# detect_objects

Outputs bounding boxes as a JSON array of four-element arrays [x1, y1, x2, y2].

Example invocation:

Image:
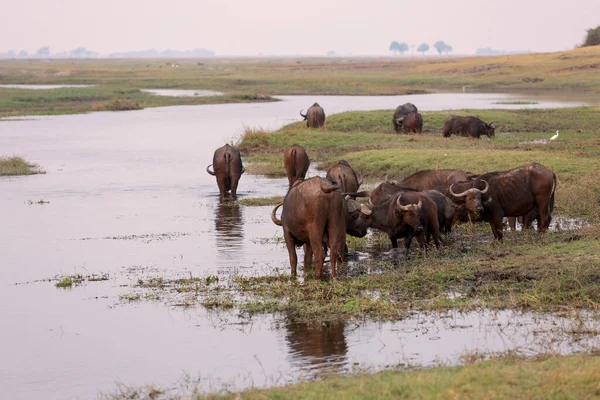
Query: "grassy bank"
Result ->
[[2, 47, 600, 98], [204, 354, 600, 400], [0, 156, 44, 175], [119, 224, 600, 321], [239, 107, 600, 220], [0, 85, 275, 118]]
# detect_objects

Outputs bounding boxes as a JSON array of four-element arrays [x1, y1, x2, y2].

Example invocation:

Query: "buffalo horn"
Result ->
[[449, 183, 469, 198], [271, 202, 283, 226], [417, 199, 422, 209], [396, 194, 411, 211], [299, 109, 307, 119], [241, 166, 246, 174], [479, 180, 489, 194], [360, 203, 373, 215], [206, 164, 216, 176], [489, 120, 495, 128]]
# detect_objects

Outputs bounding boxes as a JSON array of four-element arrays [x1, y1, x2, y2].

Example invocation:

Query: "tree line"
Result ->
[[389, 41, 452, 55]]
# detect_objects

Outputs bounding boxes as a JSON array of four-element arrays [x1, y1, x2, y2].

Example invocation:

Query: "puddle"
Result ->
[[0, 84, 94, 89], [141, 89, 223, 97], [0, 93, 592, 400]]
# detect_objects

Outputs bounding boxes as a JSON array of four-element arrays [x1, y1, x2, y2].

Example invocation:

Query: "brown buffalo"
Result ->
[[392, 102, 418, 133], [270, 177, 371, 278], [442, 116, 496, 138], [401, 169, 470, 192], [326, 160, 363, 195], [369, 181, 417, 206], [206, 144, 245, 198], [300, 102, 326, 128], [284, 144, 310, 189], [395, 112, 423, 134], [424, 190, 457, 234], [450, 163, 556, 240], [388, 191, 442, 255]]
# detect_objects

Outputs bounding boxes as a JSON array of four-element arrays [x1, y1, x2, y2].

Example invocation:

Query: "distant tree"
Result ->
[[389, 41, 409, 55], [7, 49, 16, 57], [327, 50, 336, 56], [582, 25, 600, 47], [18, 49, 28, 57], [397, 42, 409, 54], [36, 46, 50, 57], [417, 43, 430, 54], [433, 41, 453, 55]]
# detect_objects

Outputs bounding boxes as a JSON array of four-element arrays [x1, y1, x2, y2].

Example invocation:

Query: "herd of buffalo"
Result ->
[[206, 103, 556, 279]]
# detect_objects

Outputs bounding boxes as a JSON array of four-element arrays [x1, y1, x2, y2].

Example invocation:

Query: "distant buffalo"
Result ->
[[395, 112, 423, 134], [300, 103, 326, 128], [392, 102, 418, 133], [284, 144, 310, 189], [442, 116, 495, 138], [206, 144, 245, 198]]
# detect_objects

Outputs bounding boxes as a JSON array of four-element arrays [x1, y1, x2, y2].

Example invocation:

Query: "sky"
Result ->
[[1, 0, 599, 56]]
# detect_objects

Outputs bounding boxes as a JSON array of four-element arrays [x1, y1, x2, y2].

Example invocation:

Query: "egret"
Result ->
[[550, 130, 559, 141]]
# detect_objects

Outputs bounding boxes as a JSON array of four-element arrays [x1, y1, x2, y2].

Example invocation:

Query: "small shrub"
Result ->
[[100, 99, 141, 111], [582, 26, 600, 47]]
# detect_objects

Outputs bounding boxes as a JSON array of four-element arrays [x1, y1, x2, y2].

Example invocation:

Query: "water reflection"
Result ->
[[285, 317, 348, 374], [214, 200, 244, 258]]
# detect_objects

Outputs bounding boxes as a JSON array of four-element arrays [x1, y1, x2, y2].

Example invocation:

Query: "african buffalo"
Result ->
[[450, 163, 556, 240], [388, 191, 442, 255], [270, 177, 371, 279], [206, 144, 245, 198], [326, 160, 363, 195], [424, 190, 457, 234], [284, 144, 310, 189], [300, 102, 326, 128], [392, 103, 418, 132], [400, 169, 470, 192], [442, 116, 496, 138], [395, 112, 423, 134], [369, 181, 417, 206]]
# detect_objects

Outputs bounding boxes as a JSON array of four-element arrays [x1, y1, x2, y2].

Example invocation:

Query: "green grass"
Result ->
[[238, 107, 600, 219], [117, 224, 600, 321], [2, 46, 600, 99], [204, 354, 600, 400], [235, 196, 284, 206], [0, 156, 44, 176], [0, 85, 276, 118]]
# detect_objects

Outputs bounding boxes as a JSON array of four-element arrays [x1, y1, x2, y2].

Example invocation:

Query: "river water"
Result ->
[[0, 93, 596, 399]]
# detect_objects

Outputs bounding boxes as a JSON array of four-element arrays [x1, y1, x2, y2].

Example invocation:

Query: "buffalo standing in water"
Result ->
[[300, 103, 326, 128], [270, 177, 371, 279], [206, 144, 245, 198], [283, 144, 310, 189], [325, 160, 363, 196], [392, 102, 418, 133]]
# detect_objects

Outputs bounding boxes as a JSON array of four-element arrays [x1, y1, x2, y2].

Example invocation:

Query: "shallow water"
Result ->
[[140, 89, 223, 97], [0, 93, 593, 399], [0, 84, 94, 89]]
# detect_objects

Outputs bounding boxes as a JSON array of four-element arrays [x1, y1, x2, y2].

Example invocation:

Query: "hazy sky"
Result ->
[[2, 0, 599, 55]]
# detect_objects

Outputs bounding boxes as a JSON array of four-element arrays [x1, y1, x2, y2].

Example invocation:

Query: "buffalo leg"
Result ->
[[230, 177, 240, 198], [507, 217, 517, 231], [415, 232, 427, 255], [310, 237, 325, 279], [216, 175, 228, 198], [403, 233, 414, 257], [490, 218, 504, 241], [303, 243, 313, 271], [390, 236, 398, 249], [284, 232, 298, 277]]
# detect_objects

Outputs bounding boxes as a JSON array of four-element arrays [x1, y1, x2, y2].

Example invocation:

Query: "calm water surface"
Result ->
[[0, 93, 596, 399]]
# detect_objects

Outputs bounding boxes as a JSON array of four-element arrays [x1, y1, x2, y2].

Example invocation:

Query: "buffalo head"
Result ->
[[449, 180, 491, 218], [394, 194, 423, 233], [486, 121, 496, 137], [345, 196, 373, 237]]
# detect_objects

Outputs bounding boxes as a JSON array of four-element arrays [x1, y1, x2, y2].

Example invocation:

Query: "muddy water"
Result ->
[[0, 94, 593, 399]]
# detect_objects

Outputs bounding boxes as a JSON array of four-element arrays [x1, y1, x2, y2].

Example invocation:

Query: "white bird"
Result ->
[[550, 130, 559, 141]]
